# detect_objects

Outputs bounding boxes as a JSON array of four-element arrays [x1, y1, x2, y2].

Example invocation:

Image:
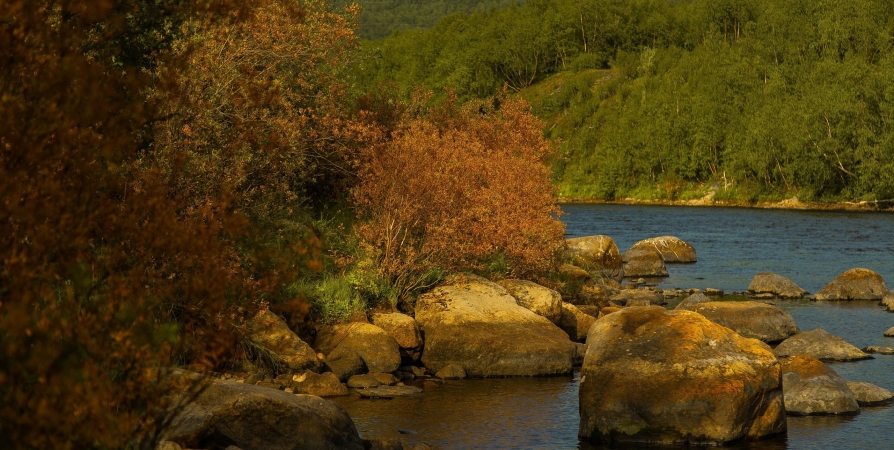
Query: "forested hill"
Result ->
[[336, 0, 520, 39], [354, 0, 894, 203]]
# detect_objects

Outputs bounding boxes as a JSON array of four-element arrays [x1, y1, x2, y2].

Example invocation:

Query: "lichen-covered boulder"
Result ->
[[628, 236, 697, 263], [674, 293, 711, 310], [846, 381, 894, 406], [415, 275, 576, 377], [558, 302, 597, 342], [814, 268, 888, 301], [370, 312, 423, 361], [315, 323, 402, 381], [679, 301, 799, 343], [499, 279, 563, 324], [747, 273, 807, 299], [161, 372, 363, 450], [565, 235, 623, 279], [621, 245, 668, 277], [247, 310, 321, 373], [579, 306, 786, 445], [773, 329, 872, 362], [780, 356, 859, 415]]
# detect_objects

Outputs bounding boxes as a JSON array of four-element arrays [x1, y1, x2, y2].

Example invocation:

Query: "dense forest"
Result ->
[[336, 0, 520, 39], [357, 0, 894, 202]]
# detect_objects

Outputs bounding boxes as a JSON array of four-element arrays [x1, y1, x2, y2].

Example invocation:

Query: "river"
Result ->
[[333, 204, 894, 449]]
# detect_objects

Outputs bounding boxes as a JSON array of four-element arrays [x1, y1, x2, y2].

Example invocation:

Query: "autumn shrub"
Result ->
[[353, 92, 566, 303]]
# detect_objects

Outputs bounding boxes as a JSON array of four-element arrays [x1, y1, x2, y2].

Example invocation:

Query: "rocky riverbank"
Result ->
[[559, 196, 894, 212]]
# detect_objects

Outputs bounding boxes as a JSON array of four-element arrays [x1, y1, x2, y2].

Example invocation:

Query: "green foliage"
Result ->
[[339, 0, 521, 40]]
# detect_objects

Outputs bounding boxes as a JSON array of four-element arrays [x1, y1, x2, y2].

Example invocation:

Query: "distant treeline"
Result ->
[[356, 0, 894, 202]]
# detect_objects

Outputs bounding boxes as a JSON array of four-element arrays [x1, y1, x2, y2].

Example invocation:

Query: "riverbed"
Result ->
[[333, 204, 894, 449]]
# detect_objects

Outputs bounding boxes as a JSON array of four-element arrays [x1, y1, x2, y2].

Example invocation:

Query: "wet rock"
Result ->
[[579, 306, 785, 445], [161, 371, 363, 450], [358, 385, 423, 398], [627, 236, 696, 263], [883, 291, 894, 310], [679, 301, 799, 343], [845, 381, 894, 406], [347, 374, 382, 389], [609, 289, 665, 307], [674, 293, 711, 310], [558, 302, 597, 342], [863, 346, 894, 355], [559, 263, 591, 282], [780, 355, 859, 415], [435, 364, 466, 379], [814, 268, 888, 301], [565, 235, 624, 279], [499, 279, 563, 323], [289, 371, 348, 397], [315, 323, 402, 381], [247, 310, 322, 373], [415, 275, 576, 376], [370, 313, 423, 361], [621, 245, 668, 278], [886, 326, 894, 337], [774, 329, 872, 361], [747, 273, 807, 299]]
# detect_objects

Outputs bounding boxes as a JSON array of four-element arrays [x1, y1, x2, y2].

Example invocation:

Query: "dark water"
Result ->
[[334, 205, 894, 449]]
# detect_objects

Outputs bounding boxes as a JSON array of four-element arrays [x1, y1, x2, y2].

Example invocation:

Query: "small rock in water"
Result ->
[[751, 293, 776, 300], [774, 329, 872, 361], [747, 272, 807, 299], [885, 326, 894, 337], [814, 268, 888, 301], [781, 356, 860, 415], [435, 364, 466, 379], [358, 385, 423, 398], [846, 381, 894, 406], [863, 346, 894, 355], [704, 288, 724, 296]]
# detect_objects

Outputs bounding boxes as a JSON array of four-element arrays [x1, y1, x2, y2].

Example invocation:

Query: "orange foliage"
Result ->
[[353, 92, 566, 299]]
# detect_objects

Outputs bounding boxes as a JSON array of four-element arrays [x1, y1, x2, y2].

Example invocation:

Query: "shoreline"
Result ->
[[558, 196, 894, 212]]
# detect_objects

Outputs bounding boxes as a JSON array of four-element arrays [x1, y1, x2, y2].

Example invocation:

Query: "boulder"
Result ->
[[161, 372, 363, 450], [609, 289, 665, 307], [369, 372, 399, 386], [499, 279, 563, 324], [559, 264, 591, 283], [598, 306, 621, 318], [558, 302, 597, 342], [679, 301, 799, 343], [621, 245, 668, 278], [370, 312, 423, 361], [674, 293, 711, 310], [814, 268, 888, 301], [247, 310, 321, 373], [346, 374, 381, 389], [574, 284, 610, 309], [579, 306, 785, 445], [315, 323, 402, 381], [289, 371, 348, 397], [773, 329, 872, 361], [415, 275, 576, 377], [780, 355, 859, 415], [845, 381, 894, 406], [435, 364, 466, 379], [747, 273, 807, 299], [565, 235, 624, 279], [624, 236, 696, 264]]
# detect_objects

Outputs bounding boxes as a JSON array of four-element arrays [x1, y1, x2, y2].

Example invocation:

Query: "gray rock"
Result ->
[[781, 356, 859, 415], [246, 310, 321, 372], [846, 381, 894, 405], [863, 346, 894, 355], [814, 268, 888, 301], [370, 312, 423, 361], [357, 385, 423, 398], [161, 371, 363, 450], [680, 301, 799, 343], [499, 279, 563, 324], [315, 323, 402, 381], [774, 329, 872, 361], [747, 273, 807, 299], [674, 293, 711, 310], [621, 245, 668, 278], [346, 374, 382, 388], [558, 302, 597, 342], [435, 364, 466, 379], [415, 275, 576, 377]]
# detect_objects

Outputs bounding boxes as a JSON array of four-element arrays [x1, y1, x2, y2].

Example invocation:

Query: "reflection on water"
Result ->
[[334, 205, 894, 449]]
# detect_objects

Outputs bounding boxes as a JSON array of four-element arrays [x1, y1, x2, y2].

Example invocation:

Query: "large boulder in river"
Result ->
[[747, 273, 807, 299], [565, 235, 624, 279], [780, 356, 859, 415], [415, 274, 576, 376], [773, 329, 872, 362], [814, 268, 888, 301], [161, 371, 364, 450], [628, 236, 697, 263], [558, 302, 597, 342], [579, 306, 785, 445], [621, 245, 668, 278], [247, 310, 322, 373], [846, 381, 894, 406], [314, 323, 401, 380], [499, 279, 563, 324], [370, 312, 423, 361], [679, 301, 799, 343]]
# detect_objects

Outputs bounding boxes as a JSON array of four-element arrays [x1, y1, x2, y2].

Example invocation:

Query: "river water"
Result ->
[[333, 204, 894, 449]]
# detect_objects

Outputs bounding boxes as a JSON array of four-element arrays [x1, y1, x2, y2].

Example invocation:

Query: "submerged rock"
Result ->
[[747, 273, 807, 299], [679, 301, 799, 343], [579, 306, 785, 446], [415, 274, 575, 377], [621, 245, 668, 277], [357, 385, 423, 398], [846, 381, 894, 406], [499, 279, 563, 324], [315, 323, 402, 380], [780, 355, 859, 415], [247, 310, 321, 373], [774, 329, 872, 361], [814, 268, 888, 301]]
